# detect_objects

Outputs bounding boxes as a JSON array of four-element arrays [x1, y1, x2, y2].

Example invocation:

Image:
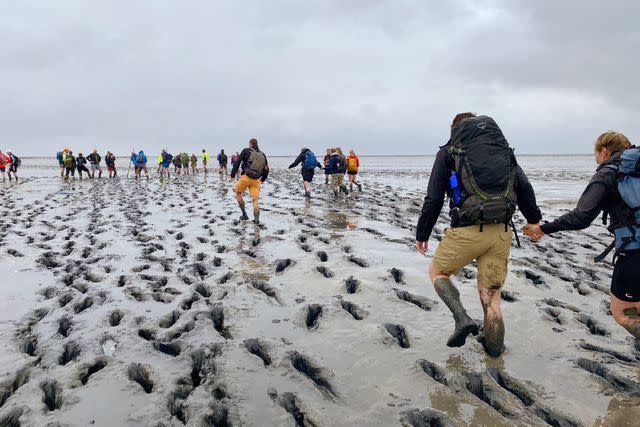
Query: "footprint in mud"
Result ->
[[395, 290, 437, 311], [344, 276, 360, 294], [400, 408, 455, 427], [540, 307, 565, 325], [153, 341, 182, 357], [0, 407, 24, 426], [575, 358, 639, 395], [575, 313, 609, 336], [389, 268, 405, 284], [340, 300, 367, 320], [577, 342, 638, 363], [501, 290, 519, 302], [250, 281, 282, 304], [20, 335, 38, 356], [73, 296, 94, 314], [40, 380, 63, 411], [190, 345, 222, 388], [108, 310, 124, 327], [523, 270, 548, 288], [316, 266, 333, 278], [316, 251, 328, 262], [78, 358, 108, 385], [305, 305, 323, 330], [267, 388, 316, 427], [201, 401, 230, 427], [125, 287, 148, 302], [138, 328, 157, 341], [276, 259, 296, 273], [194, 283, 212, 298], [384, 323, 411, 348], [289, 351, 337, 399], [217, 271, 233, 284], [181, 293, 200, 310], [208, 304, 232, 339], [0, 366, 30, 409], [159, 310, 181, 328], [244, 338, 273, 366], [347, 255, 369, 268], [127, 363, 155, 394], [58, 341, 81, 365]]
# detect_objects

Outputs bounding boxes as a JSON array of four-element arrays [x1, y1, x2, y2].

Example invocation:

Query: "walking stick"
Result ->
[[126, 159, 132, 178]]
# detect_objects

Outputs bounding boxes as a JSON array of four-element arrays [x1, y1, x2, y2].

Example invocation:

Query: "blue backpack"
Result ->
[[304, 150, 317, 169], [596, 147, 640, 262]]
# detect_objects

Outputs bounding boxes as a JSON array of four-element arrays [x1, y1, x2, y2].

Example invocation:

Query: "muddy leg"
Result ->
[[252, 196, 260, 224], [236, 192, 248, 220], [611, 295, 640, 340], [478, 286, 505, 357]]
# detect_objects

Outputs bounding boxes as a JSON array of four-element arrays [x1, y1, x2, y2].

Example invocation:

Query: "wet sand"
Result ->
[[0, 161, 639, 426]]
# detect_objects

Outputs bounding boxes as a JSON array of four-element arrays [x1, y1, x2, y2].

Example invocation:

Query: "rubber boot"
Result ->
[[239, 204, 249, 221], [333, 189, 339, 197], [253, 207, 260, 225], [434, 278, 479, 347], [357, 182, 362, 192], [304, 191, 311, 198], [477, 318, 505, 357]]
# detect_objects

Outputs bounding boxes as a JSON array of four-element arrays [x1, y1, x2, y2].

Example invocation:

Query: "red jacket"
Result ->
[[0, 153, 10, 167]]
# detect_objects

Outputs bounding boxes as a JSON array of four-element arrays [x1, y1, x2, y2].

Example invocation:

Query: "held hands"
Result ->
[[523, 224, 545, 242], [416, 241, 428, 256]]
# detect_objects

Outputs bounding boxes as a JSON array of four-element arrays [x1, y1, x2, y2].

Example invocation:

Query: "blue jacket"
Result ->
[[326, 154, 345, 174], [162, 153, 173, 168]]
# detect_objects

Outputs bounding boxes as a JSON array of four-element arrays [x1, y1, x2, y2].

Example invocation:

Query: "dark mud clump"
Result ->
[[316, 251, 328, 262], [251, 280, 281, 303], [209, 304, 231, 339], [0, 407, 23, 427], [127, 363, 154, 393], [138, 328, 157, 341], [202, 401, 230, 427], [244, 338, 272, 366], [347, 255, 369, 268], [73, 297, 94, 314], [384, 323, 410, 348]]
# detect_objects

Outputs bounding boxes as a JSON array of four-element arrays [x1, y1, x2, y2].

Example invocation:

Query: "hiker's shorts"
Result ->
[[330, 173, 344, 189], [235, 175, 261, 198], [90, 164, 101, 171], [611, 250, 640, 302], [432, 224, 512, 288]]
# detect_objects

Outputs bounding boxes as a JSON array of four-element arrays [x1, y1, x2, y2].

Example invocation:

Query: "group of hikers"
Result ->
[[57, 148, 237, 179], [289, 146, 362, 198], [0, 150, 21, 182], [415, 112, 639, 357]]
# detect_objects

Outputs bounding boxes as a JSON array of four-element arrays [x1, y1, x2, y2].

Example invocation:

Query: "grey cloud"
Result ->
[[1, 0, 638, 156]]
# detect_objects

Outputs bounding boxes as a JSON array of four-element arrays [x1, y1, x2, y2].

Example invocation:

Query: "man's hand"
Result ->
[[523, 224, 544, 241], [416, 241, 428, 256]]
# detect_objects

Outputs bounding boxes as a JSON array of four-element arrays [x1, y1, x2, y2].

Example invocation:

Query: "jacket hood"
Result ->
[[139, 151, 145, 155], [597, 150, 623, 171]]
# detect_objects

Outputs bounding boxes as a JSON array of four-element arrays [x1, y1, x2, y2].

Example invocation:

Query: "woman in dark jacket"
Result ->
[[525, 131, 639, 340]]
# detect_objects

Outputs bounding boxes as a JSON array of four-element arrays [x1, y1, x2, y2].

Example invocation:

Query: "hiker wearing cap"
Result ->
[[289, 146, 323, 198], [6, 150, 20, 182], [133, 151, 149, 179], [326, 148, 349, 197]]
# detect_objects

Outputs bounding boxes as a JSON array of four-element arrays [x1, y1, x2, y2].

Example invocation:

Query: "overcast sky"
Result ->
[[2, 0, 639, 156]]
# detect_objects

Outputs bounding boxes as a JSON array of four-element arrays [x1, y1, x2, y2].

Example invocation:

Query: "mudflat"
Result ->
[[0, 159, 638, 426]]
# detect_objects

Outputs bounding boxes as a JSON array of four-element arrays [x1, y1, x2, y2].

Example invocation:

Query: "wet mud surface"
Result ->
[[0, 159, 639, 426]]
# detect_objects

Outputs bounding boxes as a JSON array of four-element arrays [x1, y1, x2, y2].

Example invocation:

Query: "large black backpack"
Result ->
[[449, 116, 517, 228]]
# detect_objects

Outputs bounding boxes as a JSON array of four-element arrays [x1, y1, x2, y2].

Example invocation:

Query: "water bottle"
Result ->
[[449, 172, 463, 205]]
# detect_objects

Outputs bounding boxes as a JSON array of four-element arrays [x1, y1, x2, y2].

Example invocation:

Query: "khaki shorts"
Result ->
[[235, 175, 261, 198], [432, 224, 512, 288], [330, 173, 344, 189]]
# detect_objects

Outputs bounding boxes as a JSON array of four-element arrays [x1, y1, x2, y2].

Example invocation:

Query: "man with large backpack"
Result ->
[[6, 150, 20, 182], [230, 138, 269, 224], [160, 150, 173, 178], [134, 151, 149, 179], [415, 113, 542, 357], [289, 146, 323, 198]]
